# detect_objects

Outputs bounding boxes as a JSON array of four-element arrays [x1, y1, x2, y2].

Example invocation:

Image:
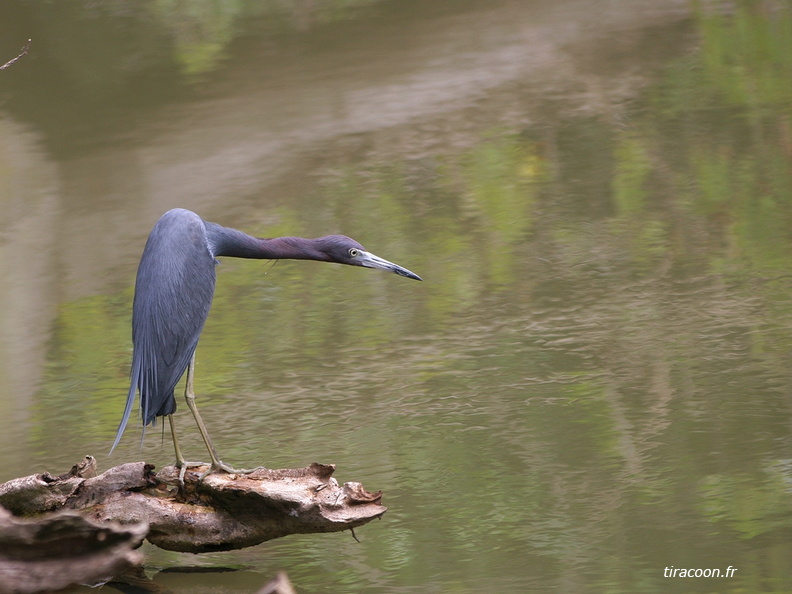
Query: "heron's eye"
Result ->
[[349, 248, 359, 258]]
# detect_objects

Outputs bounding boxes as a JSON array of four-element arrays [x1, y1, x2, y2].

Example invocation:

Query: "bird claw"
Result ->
[[173, 458, 264, 486], [198, 462, 265, 481], [175, 460, 210, 488]]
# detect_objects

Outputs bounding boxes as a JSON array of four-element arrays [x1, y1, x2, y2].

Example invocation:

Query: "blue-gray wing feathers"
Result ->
[[111, 209, 216, 451]]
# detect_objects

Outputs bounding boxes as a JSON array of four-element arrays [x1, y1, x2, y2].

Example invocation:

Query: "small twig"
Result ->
[[263, 259, 278, 275], [0, 39, 31, 71]]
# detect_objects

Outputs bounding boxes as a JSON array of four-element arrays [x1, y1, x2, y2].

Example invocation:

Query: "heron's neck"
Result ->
[[207, 224, 329, 261]]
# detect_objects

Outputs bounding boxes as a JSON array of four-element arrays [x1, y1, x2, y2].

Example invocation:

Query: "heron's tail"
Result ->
[[110, 381, 137, 453]]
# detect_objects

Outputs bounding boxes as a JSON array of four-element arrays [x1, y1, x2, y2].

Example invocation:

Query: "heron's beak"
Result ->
[[358, 250, 422, 281]]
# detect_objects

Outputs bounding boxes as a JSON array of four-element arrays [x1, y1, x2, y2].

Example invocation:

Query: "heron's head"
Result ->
[[317, 235, 422, 281]]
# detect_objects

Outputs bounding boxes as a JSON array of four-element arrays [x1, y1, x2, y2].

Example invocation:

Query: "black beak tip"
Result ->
[[396, 269, 422, 281]]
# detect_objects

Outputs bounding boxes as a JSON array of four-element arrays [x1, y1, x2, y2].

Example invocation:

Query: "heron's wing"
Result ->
[[112, 211, 216, 451]]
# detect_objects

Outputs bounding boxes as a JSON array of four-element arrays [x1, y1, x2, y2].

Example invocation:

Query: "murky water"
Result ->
[[2, 0, 792, 592]]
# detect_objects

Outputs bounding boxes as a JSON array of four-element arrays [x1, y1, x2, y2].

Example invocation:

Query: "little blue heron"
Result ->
[[111, 208, 421, 474]]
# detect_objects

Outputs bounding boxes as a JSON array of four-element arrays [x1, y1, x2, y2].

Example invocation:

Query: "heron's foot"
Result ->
[[174, 459, 210, 487], [198, 460, 265, 481]]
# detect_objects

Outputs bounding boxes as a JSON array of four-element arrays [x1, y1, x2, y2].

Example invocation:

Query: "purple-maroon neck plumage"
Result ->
[[205, 222, 361, 264]]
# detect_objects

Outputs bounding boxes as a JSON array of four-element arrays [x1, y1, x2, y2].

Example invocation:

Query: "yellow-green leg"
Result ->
[[183, 353, 262, 477], [168, 414, 206, 486]]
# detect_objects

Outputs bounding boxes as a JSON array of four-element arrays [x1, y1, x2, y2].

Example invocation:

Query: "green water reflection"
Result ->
[[3, 1, 792, 592]]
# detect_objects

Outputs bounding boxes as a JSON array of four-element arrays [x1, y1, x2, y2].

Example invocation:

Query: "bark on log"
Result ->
[[0, 457, 386, 592], [0, 505, 146, 594]]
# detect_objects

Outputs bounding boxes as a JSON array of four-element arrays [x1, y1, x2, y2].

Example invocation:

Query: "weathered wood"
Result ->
[[0, 456, 98, 517], [0, 504, 146, 594], [0, 458, 386, 555]]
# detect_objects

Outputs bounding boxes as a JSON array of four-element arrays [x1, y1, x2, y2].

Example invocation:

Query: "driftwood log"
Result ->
[[0, 505, 145, 594], [0, 457, 386, 592]]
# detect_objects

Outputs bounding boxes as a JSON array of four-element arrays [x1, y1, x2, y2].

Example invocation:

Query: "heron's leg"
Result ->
[[183, 353, 263, 477], [168, 414, 207, 486], [183, 352, 225, 469], [168, 415, 186, 466]]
